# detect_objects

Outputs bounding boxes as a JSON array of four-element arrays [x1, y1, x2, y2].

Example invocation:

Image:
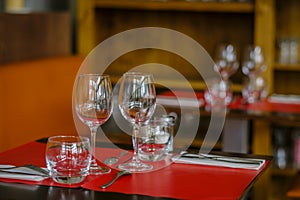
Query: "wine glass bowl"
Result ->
[[242, 45, 266, 77], [74, 74, 113, 175], [118, 72, 156, 172], [77, 103, 112, 127], [214, 43, 239, 81]]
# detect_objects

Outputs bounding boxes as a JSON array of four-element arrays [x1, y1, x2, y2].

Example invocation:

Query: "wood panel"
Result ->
[[274, 70, 300, 95], [254, 0, 275, 94], [93, 0, 254, 13], [276, 0, 300, 48], [273, 0, 300, 94], [93, 8, 254, 88], [0, 12, 71, 64]]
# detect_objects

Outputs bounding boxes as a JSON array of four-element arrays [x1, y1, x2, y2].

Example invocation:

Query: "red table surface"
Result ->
[[158, 90, 300, 114], [0, 140, 270, 200]]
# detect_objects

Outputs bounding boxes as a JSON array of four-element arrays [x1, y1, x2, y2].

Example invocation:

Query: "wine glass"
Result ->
[[242, 45, 266, 78], [212, 43, 239, 105], [118, 72, 156, 172], [214, 43, 239, 82], [74, 74, 113, 175], [242, 45, 267, 103]]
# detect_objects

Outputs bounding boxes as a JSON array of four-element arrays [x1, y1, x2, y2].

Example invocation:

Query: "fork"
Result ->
[[100, 170, 131, 189]]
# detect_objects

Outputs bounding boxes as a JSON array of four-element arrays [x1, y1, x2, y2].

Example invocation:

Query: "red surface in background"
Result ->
[[158, 90, 300, 114]]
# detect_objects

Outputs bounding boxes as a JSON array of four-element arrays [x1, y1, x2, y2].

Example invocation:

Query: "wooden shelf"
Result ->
[[272, 168, 298, 177], [274, 63, 300, 71], [111, 75, 242, 92], [94, 0, 254, 13]]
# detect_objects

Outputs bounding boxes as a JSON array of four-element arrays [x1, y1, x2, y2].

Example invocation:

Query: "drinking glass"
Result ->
[[118, 72, 156, 172], [242, 76, 267, 104], [242, 45, 266, 78], [213, 43, 239, 104], [214, 43, 239, 82], [241, 45, 267, 103], [138, 117, 174, 162], [74, 74, 113, 175], [46, 136, 91, 184]]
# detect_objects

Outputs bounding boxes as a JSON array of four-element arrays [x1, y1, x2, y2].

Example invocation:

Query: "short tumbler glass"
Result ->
[[46, 136, 91, 184], [138, 118, 173, 162]]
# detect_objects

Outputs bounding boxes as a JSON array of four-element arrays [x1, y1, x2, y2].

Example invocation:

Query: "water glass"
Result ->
[[242, 76, 267, 104], [204, 79, 232, 106], [138, 118, 174, 162], [46, 136, 91, 184]]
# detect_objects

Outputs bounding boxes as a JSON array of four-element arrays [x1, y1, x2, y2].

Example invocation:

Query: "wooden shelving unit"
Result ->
[[94, 0, 254, 13], [77, 0, 274, 93], [274, 0, 300, 95], [274, 63, 300, 71]]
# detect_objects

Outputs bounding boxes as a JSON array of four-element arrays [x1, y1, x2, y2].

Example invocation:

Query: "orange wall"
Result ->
[[0, 56, 84, 152]]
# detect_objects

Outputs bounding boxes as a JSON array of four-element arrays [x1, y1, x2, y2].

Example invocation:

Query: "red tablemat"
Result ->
[[82, 162, 268, 200], [158, 90, 300, 114], [0, 141, 116, 188], [0, 140, 269, 199]]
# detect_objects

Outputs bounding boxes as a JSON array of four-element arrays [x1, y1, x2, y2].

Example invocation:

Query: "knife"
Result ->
[[180, 153, 264, 165]]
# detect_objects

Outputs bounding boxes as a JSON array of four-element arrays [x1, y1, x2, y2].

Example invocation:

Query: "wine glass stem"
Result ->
[[90, 125, 99, 167], [132, 122, 141, 164]]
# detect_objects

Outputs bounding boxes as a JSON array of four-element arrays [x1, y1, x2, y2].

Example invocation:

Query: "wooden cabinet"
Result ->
[[0, 12, 71, 64], [274, 0, 300, 95], [77, 0, 275, 93], [77, 0, 300, 95]]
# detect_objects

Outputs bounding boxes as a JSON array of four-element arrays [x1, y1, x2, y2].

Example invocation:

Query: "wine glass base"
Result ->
[[88, 165, 111, 175], [118, 161, 153, 172], [88, 159, 111, 175]]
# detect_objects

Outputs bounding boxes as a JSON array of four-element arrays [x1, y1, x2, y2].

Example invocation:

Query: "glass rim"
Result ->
[[47, 135, 90, 144]]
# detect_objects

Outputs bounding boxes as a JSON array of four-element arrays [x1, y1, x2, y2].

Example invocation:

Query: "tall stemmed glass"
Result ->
[[242, 45, 266, 78], [74, 74, 113, 175], [118, 72, 156, 172], [213, 43, 239, 104], [242, 45, 267, 103]]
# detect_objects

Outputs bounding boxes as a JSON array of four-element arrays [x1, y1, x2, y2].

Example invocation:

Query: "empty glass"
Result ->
[[242, 45, 267, 103], [74, 74, 113, 175], [118, 72, 156, 172], [204, 78, 232, 106], [242, 76, 267, 103], [138, 116, 174, 162], [242, 45, 266, 78], [46, 136, 91, 184], [213, 43, 239, 105]]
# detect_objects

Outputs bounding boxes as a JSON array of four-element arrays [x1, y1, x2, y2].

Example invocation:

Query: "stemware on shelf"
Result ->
[[242, 45, 267, 103], [210, 43, 239, 105], [242, 45, 266, 78], [74, 74, 113, 175], [118, 72, 156, 172]]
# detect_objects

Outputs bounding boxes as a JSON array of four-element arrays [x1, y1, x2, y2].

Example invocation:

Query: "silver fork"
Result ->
[[100, 170, 131, 189]]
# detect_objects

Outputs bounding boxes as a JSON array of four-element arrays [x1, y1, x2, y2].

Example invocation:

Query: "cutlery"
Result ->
[[0, 169, 49, 177], [104, 151, 128, 166], [100, 170, 131, 189], [180, 153, 263, 165], [0, 164, 49, 177]]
